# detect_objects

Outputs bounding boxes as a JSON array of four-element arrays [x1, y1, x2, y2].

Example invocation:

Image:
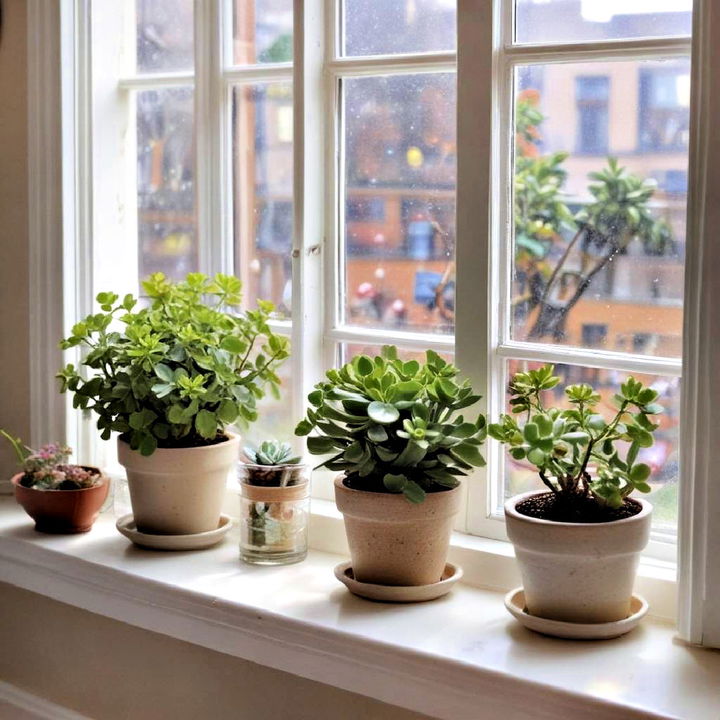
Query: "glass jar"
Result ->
[[237, 463, 310, 565]]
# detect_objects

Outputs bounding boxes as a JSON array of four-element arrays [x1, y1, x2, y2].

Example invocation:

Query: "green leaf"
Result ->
[[527, 448, 546, 466], [403, 480, 426, 504], [629, 463, 651, 483], [154, 363, 174, 382], [383, 473, 407, 493], [367, 401, 400, 425], [523, 423, 539, 443], [450, 443, 486, 467], [195, 410, 217, 439], [367, 425, 388, 443], [220, 335, 245, 354], [307, 436, 339, 454], [561, 432, 590, 445], [217, 399, 239, 424], [356, 356, 374, 376]]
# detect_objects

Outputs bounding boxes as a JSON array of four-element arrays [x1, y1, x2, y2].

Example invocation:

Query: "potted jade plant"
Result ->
[[2, 431, 109, 533], [238, 440, 310, 565], [58, 272, 289, 536], [489, 365, 661, 625], [296, 346, 486, 587]]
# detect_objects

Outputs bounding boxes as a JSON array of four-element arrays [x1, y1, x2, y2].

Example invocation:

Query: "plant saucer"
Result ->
[[504, 587, 649, 640], [334, 562, 463, 603], [116, 514, 233, 551]]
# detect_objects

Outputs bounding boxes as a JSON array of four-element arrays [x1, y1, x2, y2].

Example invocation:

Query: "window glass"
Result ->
[[342, 73, 457, 334], [339, 343, 454, 365], [136, 87, 198, 281], [232, 83, 294, 317], [136, 0, 194, 73], [515, 0, 692, 45], [511, 60, 689, 357], [342, 0, 456, 57], [232, 0, 293, 65], [501, 360, 680, 530]]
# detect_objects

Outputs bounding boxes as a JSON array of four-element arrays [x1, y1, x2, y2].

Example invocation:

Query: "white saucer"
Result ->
[[504, 587, 649, 640], [116, 514, 233, 551], [334, 562, 463, 603]]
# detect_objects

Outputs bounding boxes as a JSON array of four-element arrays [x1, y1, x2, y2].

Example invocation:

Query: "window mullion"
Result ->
[[457, 0, 498, 537], [194, 0, 229, 277], [677, 0, 720, 649], [292, 0, 326, 425]]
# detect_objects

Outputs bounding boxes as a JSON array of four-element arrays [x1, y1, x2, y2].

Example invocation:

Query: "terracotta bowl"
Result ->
[[12, 470, 110, 534]]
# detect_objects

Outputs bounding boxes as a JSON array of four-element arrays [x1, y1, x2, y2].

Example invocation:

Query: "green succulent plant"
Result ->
[[244, 440, 301, 466], [488, 365, 663, 509], [57, 272, 290, 456], [295, 346, 487, 504]]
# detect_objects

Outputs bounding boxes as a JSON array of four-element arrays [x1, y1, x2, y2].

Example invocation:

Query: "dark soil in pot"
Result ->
[[516, 492, 643, 523], [342, 474, 454, 495]]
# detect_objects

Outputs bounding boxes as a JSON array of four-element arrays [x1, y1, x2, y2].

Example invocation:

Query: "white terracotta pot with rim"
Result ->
[[334, 474, 461, 586], [118, 432, 240, 535], [505, 490, 652, 623]]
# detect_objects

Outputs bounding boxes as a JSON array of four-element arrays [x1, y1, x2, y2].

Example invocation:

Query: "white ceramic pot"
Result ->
[[334, 474, 461, 586], [505, 491, 652, 623], [118, 432, 240, 535]]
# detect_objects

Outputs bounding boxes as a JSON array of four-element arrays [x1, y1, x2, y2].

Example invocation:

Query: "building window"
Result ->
[[575, 76, 609, 155], [639, 66, 691, 151]]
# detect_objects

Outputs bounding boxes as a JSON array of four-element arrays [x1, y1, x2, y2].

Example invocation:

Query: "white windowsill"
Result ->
[[1, 500, 718, 720]]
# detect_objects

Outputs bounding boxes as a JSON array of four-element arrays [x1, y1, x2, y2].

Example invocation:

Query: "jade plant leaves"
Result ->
[[488, 364, 663, 509], [295, 346, 487, 504], [57, 273, 290, 455]]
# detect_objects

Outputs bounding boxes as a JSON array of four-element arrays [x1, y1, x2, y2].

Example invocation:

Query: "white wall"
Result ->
[[0, 0, 31, 484]]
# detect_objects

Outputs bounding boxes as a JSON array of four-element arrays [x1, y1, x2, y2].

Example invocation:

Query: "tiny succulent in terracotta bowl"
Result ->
[[2, 430, 109, 533]]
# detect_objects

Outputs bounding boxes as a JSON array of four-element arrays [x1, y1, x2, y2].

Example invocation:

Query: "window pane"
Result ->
[[342, 0, 457, 56], [232, 83, 293, 317], [232, 0, 293, 65], [515, 0, 692, 45], [511, 60, 689, 357], [339, 343, 454, 365], [137, 87, 198, 281], [136, 0, 194, 73], [241, 351, 296, 447], [343, 74, 456, 334], [501, 360, 680, 531]]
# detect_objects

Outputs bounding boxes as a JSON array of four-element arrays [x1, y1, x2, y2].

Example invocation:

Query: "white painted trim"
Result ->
[[496, 342, 683, 377], [457, 0, 496, 540], [505, 36, 691, 63], [223, 64, 293, 84], [327, 326, 455, 352], [328, 52, 456, 77], [118, 71, 196, 89], [195, 0, 230, 276], [27, 0, 68, 449], [0, 681, 91, 720], [292, 0, 326, 422], [677, 0, 720, 649], [0, 503, 698, 720]]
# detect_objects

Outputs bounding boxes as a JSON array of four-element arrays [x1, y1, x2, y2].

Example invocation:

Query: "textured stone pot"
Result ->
[[505, 490, 652, 623], [12, 471, 109, 533], [118, 432, 240, 535], [334, 474, 461, 586]]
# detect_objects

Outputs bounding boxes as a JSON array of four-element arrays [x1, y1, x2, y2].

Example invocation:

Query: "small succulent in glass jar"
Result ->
[[241, 440, 304, 487]]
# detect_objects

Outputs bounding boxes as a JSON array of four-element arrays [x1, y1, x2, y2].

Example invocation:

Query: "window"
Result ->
[[66, 2, 693, 553], [575, 76, 609, 155], [639, 65, 692, 151]]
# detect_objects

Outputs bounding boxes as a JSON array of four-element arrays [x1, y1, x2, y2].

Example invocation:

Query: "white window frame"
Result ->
[[26, 0, 720, 646]]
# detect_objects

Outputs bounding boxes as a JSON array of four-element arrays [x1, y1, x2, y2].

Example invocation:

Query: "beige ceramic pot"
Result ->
[[334, 474, 461, 586], [118, 432, 240, 535], [505, 490, 652, 623]]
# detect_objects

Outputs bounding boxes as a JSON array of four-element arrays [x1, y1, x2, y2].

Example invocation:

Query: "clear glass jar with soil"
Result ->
[[237, 463, 310, 565]]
